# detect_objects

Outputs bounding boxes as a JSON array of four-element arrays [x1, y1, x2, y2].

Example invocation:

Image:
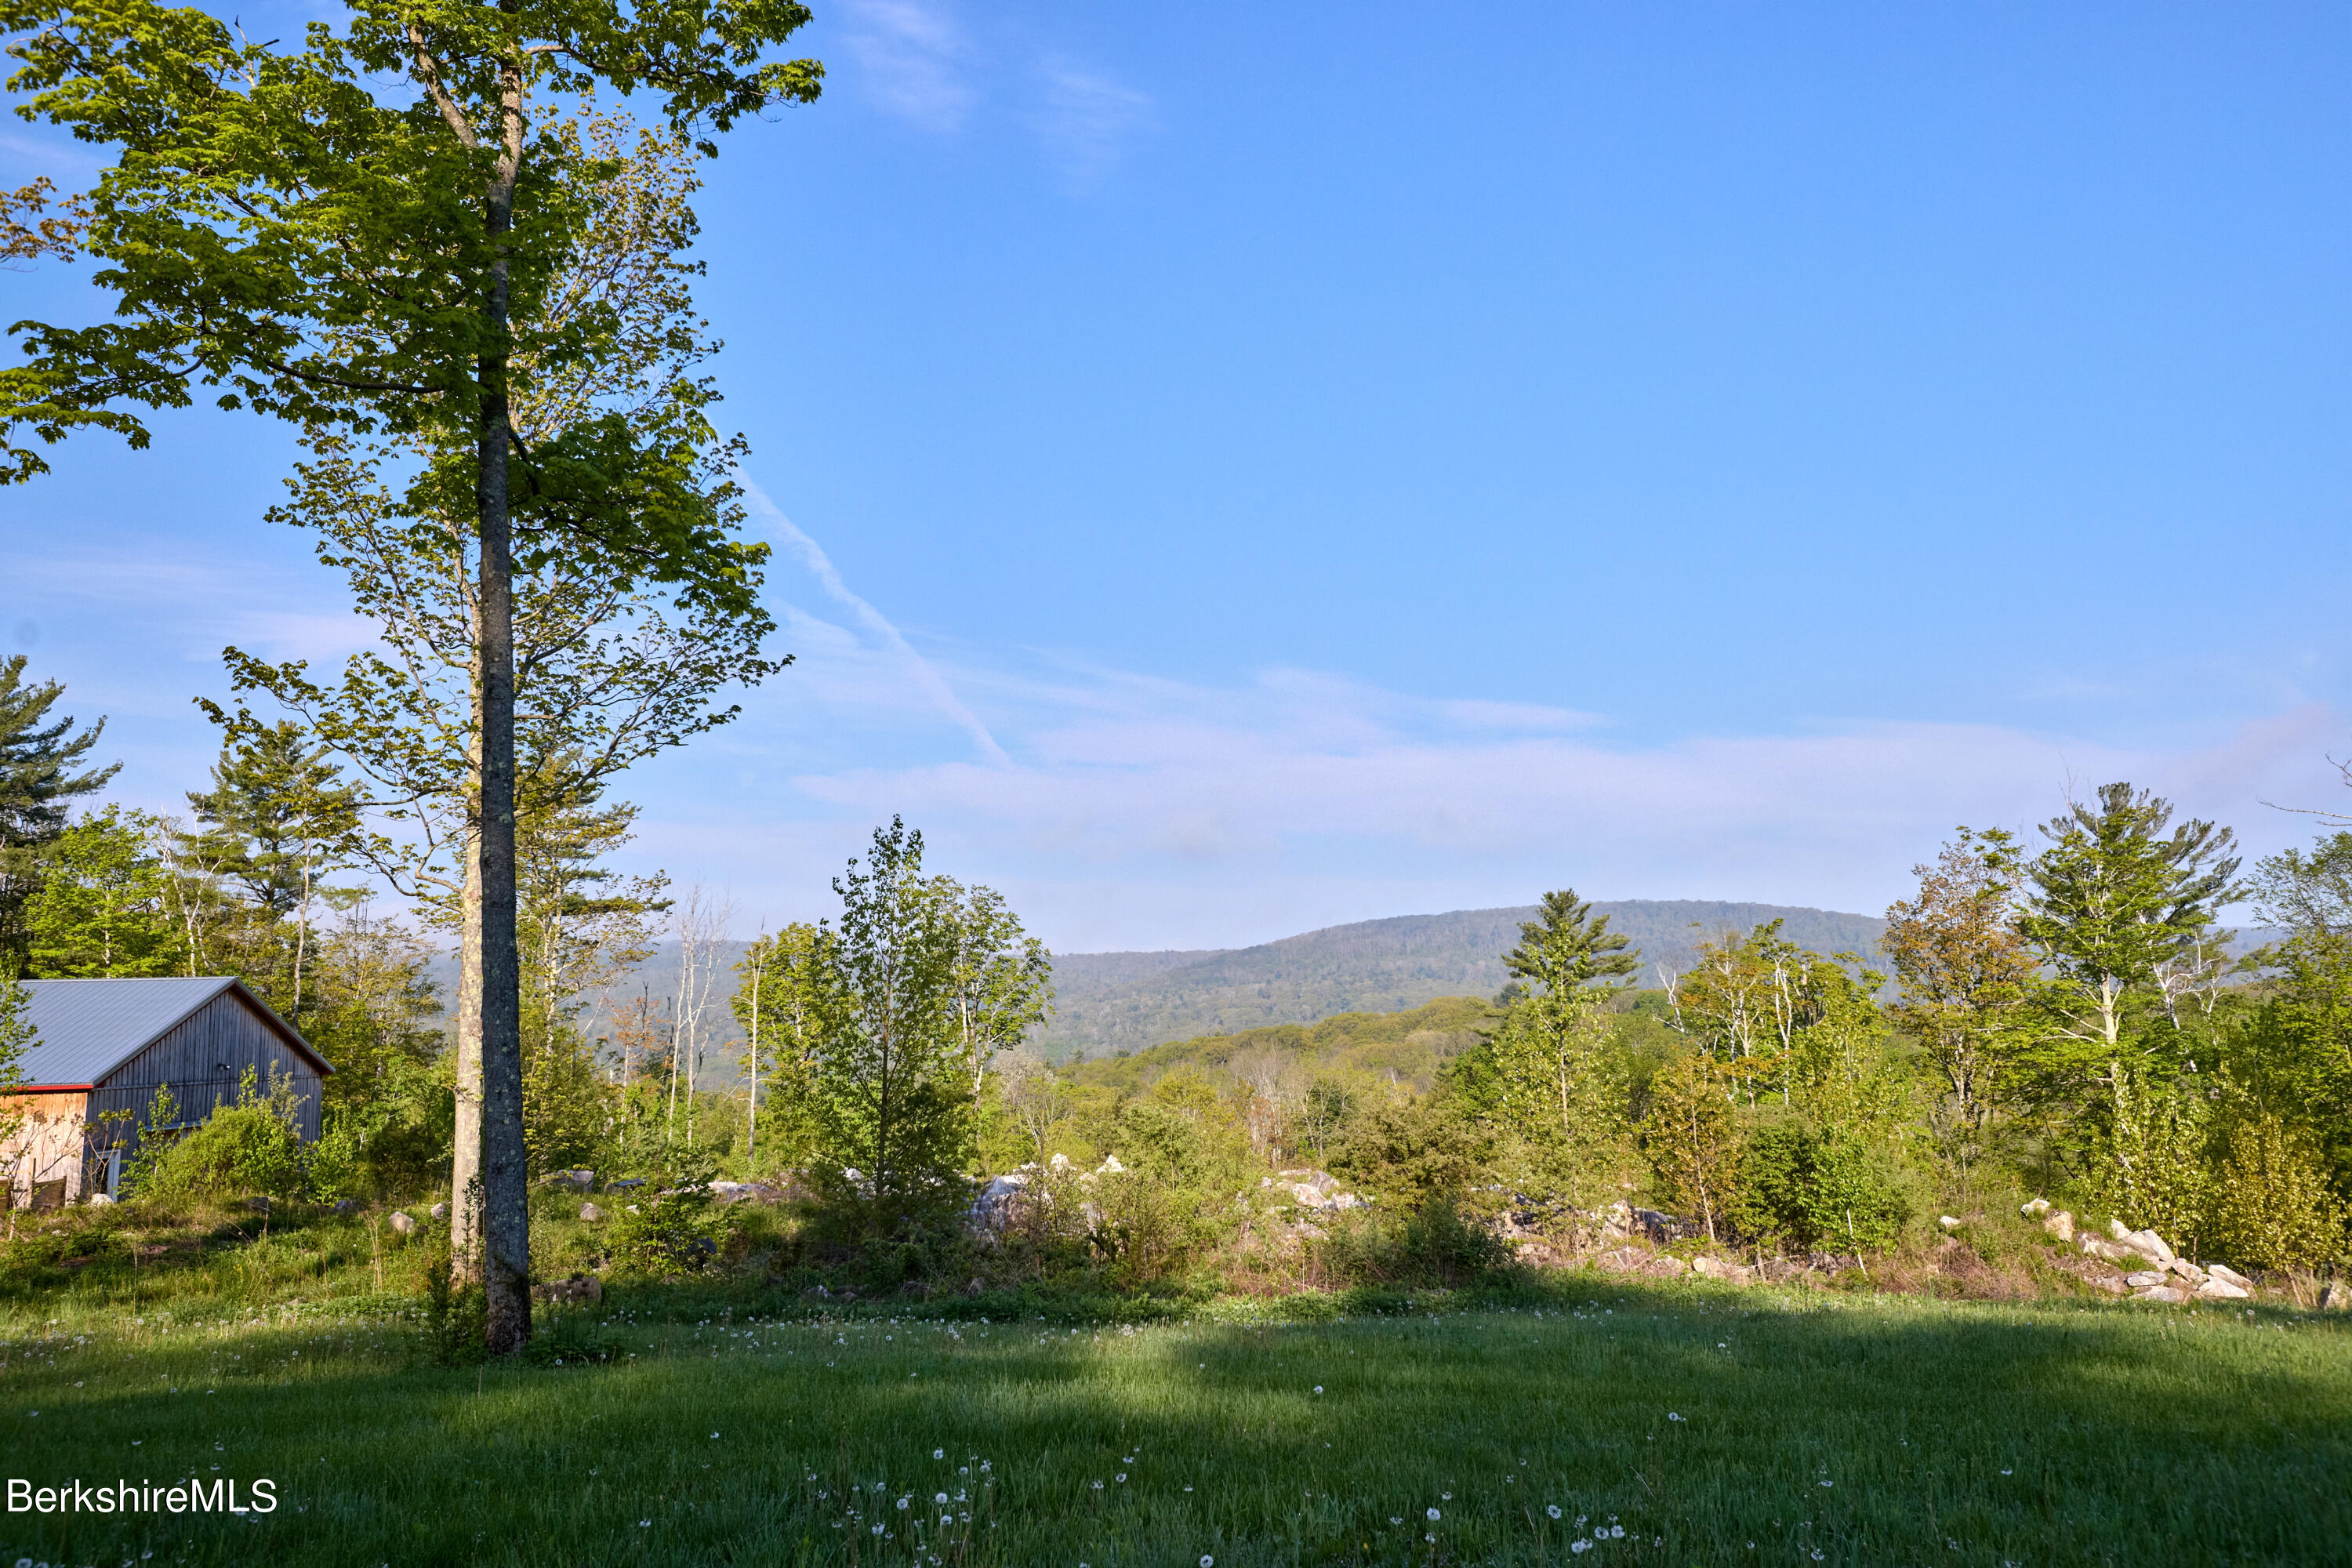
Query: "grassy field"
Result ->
[[1, 1237, 2347, 1568]]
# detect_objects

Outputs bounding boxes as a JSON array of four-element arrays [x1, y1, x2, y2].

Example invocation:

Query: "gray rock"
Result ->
[[579, 1202, 604, 1223], [2129, 1229, 2175, 1263], [2165, 1258, 2208, 1285], [544, 1169, 594, 1192], [2125, 1270, 2169, 1290], [2319, 1281, 2351, 1311], [2194, 1277, 2249, 1301], [2132, 1285, 2187, 1304], [2207, 1261, 2252, 1289], [2042, 1210, 2075, 1243], [1938, 1214, 1962, 1230], [2021, 1197, 2051, 1218], [2085, 1272, 2126, 1295], [430, 1202, 449, 1221], [532, 1272, 603, 1305], [2108, 1217, 2133, 1243], [388, 1211, 416, 1235], [84, 1192, 115, 1207]]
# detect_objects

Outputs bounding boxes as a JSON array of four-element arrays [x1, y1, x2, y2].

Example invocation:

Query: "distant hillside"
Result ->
[[1036, 900, 1887, 1060], [1066, 996, 1494, 1097]]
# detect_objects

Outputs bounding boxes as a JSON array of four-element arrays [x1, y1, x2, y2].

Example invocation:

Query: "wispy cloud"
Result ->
[[840, 0, 977, 132], [1033, 56, 1156, 188], [641, 602, 2349, 949], [739, 480, 1012, 767]]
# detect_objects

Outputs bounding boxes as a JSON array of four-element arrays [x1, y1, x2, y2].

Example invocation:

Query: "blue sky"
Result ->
[[7, 2, 2351, 951]]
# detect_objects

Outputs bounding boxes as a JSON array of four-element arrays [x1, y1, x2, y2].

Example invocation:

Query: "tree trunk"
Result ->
[[474, 61, 531, 1356], [451, 821, 483, 1277]]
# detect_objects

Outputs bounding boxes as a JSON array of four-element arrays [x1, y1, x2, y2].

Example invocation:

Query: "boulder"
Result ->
[[2208, 1262, 2252, 1290], [721, 1180, 787, 1204], [430, 1202, 449, 1221], [2082, 1236, 2133, 1262], [85, 1192, 115, 1207], [605, 1177, 646, 1192], [1290, 1183, 1326, 1207], [2318, 1281, 2351, 1311], [2125, 1270, 2168, 1290], [532, 1272, 603, 1305], [579, 1203, 604, 1223], [2194, 1277, 2249, 1301], [2165, 1258, 2208, 1286], [1938, 1215, 1962, 1231], [2129, 1229, 2175, 1263], [544, 1169, 594, 1193], [1692, 1255, 1750, 1281], [2042, 1210, 2075, 1243], [2085, 1272, 2126, 1295], [966, 1173, 1031, 1235], [388, 1211, 416, 1235], [2108, 1218, 2134, 1243], [2132, 1285, 2187, 1304], [2021, 1197, 2051, 1218]]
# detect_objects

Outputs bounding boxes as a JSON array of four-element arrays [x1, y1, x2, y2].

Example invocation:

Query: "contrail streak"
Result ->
[[738, 477, 1014, 769]]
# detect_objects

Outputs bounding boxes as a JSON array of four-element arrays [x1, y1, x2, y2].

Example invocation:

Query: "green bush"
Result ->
[[604, 1185, 739, 1279], [1733, 1120, 1911, 1255], [1321, 1196, 1515, 1289], [131, 1068, 310, 1203]]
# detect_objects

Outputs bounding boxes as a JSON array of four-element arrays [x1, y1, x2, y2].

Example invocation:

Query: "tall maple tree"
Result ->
[[2, 0, 818, 1352]]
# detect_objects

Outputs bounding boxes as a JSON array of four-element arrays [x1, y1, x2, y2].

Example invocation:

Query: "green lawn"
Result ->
[[1, 1275, 2346, 1567]]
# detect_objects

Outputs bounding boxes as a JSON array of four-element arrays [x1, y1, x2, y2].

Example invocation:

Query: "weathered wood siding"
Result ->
[[84, 992, 324, 1169], [1, 1090, 92, 1204]]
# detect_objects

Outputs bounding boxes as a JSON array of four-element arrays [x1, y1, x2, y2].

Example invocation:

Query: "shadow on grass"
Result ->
[[2, 1273, 2347, 1567]]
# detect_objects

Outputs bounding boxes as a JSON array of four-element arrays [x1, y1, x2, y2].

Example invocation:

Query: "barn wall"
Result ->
[[2, 1090, 92, 1205], [85, 993, 325, 1170]]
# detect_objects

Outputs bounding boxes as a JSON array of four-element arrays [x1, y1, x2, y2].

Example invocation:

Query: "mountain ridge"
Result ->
[[1034, 899, 1887, 1059]]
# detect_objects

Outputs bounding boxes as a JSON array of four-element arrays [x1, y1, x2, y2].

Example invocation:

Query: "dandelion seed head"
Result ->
[[1427, 1507, 1441, 1521]]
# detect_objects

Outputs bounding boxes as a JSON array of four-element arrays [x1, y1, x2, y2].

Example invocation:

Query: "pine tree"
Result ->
[[1502, 888, 1639, 993], [0, 656, 118, 959]]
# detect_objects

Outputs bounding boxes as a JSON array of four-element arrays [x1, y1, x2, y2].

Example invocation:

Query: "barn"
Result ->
[[2, 977, 332, 1209]]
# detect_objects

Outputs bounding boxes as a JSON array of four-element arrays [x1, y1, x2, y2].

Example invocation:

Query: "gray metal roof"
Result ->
[[13, 978, 329, 1087]]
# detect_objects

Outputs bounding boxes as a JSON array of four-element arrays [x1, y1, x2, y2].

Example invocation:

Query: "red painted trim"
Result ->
[[8, 1083, 93, 1094]]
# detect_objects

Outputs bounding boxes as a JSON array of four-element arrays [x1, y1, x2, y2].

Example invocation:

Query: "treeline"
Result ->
[[937, 786, 2346, 1290]]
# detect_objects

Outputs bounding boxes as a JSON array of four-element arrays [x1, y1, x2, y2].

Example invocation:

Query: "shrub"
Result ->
[[604, 1178, 739, 1279], [1735, 1120, 1910, 1255], [132, 1068, 309, 1203], [1322, 1196, 1515, 1289], [2205, 1112, 2346, 1272]]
